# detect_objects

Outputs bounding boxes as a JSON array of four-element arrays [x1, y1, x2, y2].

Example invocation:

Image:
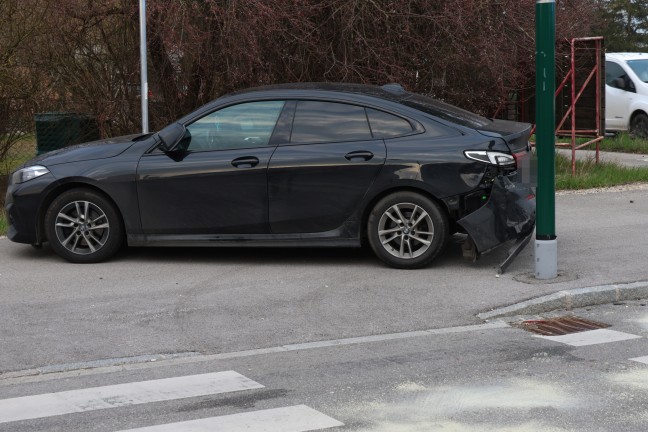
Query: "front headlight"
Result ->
[[11, 165, 50, 184]]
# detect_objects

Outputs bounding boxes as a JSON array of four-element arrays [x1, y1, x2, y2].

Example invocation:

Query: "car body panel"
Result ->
[[457, 175, 536, 253], [5, 173, 57, 244], [268, 139, 387, 233], [379, 132, 502, 199], [136, 147, 274, 235], [6, 140, 151, 245], [27, 135, 140, 167]]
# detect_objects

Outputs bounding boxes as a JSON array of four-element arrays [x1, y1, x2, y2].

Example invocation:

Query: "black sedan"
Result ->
[[5, 83, 535, 268]]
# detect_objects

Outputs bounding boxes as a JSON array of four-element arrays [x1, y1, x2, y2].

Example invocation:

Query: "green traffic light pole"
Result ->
[[535, 0, 557, 279]]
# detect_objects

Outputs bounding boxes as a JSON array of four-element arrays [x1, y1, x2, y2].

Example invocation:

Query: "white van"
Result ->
[[606, 52, 648, 136]]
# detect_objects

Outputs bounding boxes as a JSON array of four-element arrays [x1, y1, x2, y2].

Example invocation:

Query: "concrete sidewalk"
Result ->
[[556, 148, 648, 168], [481, 181, 648, 318], [492, 148, 648, 317]]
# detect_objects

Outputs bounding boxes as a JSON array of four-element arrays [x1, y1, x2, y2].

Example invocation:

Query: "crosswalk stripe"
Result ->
[[629, 355, 648, 364], [0, 371, 263, 424], [115, 404, 344, 432], [534, 329, 641, 346]]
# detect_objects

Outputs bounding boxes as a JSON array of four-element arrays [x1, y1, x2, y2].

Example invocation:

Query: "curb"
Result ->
[[478, 280, 648, 320]]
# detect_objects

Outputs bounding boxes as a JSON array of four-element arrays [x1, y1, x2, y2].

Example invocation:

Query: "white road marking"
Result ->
[[116, 405, 343, 432], [2, 321, 510, 386], [0, 371, 263, 424], [629, 355, 648, 365], [535, 329, 641, 346]]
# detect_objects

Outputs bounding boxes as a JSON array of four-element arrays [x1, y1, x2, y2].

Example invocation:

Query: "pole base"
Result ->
[[535, 238, 558, 280]]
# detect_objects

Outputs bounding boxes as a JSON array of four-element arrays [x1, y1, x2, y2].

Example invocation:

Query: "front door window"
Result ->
[[185, 101, 285, 152]]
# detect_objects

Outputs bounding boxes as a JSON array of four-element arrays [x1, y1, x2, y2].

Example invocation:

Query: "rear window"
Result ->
[[397, 94, 491, 129], [366, 108, 413, 138]]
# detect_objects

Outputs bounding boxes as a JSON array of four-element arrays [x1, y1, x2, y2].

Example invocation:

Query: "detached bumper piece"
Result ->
[[457, 175, 536, 264]]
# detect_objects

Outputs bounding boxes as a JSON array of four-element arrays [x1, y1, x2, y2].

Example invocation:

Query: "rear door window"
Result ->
[[290, 101, 372, 144]]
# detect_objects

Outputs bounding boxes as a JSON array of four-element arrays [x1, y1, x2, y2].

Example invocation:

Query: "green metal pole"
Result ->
[[535, 0, 557, 279]]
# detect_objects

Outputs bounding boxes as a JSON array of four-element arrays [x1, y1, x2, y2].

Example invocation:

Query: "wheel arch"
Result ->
[[36, 181, 126, 244], [630, 109, 648, 125]]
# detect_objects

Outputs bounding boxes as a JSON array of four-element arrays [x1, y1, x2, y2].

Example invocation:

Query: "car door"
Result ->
[[267, 100, 387, 234], [606, 60, 635, 129], [137, 100, 285, 235]]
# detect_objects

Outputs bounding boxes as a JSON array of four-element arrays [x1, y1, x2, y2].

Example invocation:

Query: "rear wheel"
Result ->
[[367, 192, 448, 269], [45, 189, 123, 263]]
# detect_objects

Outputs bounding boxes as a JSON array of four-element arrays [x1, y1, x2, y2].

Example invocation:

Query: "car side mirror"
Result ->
[[157, 123, 186, 152], [614, 77, 625, 89]]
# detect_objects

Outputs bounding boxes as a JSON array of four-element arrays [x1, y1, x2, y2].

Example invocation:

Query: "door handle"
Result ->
[[344, 151, 374, 161], [231, 156, 260, 168]]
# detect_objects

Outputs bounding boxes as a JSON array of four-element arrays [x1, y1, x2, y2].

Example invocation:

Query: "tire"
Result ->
[[630, 113, 648, 138], [45, 188, 124, 263], [367, 191, 448, 269]]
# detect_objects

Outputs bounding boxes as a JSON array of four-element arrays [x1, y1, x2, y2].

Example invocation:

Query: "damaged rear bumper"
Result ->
[[457, 175, 536, 255]]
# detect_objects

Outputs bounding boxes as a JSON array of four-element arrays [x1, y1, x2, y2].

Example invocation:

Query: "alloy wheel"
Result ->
[[54, 200, 110, 255], [377, 202, 435, 259]]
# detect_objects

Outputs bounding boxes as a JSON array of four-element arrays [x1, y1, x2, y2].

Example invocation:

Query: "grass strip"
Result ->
[[597, 133, 648, 154], [0, 212, 7, 237], [556, 152, 648, 190], [553, 133, 648, 154], [536, 133, 648, 155]]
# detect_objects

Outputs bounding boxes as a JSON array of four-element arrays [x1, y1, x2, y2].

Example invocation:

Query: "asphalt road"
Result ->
[[2, 186, 648, 373], [1, 186, 648, 430], [2, 302, 648, 431]]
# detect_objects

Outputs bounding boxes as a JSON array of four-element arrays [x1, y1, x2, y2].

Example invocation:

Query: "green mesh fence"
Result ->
[[35, 113, 100, 155]]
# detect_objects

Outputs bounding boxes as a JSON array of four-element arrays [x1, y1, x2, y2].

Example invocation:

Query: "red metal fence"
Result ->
[[494, 37, 605, 176]]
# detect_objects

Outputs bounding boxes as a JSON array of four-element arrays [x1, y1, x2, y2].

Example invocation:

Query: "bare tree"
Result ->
[[3, 0, 601, 140], [0, 0, 50, 162]]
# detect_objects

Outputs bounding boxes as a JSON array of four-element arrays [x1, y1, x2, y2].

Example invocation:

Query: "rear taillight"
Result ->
[[464, 150, 516, 167], [512, 151, 527, 167]]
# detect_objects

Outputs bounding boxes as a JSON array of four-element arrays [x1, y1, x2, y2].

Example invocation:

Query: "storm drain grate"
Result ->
[[515, 316, 610, 336]]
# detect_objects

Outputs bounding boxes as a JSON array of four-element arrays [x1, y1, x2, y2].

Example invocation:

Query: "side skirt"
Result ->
[[127, 233, 361, 248]]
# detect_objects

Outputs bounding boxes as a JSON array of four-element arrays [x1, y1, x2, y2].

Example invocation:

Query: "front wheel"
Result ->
[[45, 189, 124, 263], [367, 192, 448, 269]]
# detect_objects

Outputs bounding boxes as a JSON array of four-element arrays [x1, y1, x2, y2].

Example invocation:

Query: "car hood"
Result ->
[[26, 134, 143, 167]]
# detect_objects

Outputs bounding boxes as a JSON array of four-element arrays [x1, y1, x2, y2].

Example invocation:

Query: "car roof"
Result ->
[[223, 82, 491, 129], [606, 52, 648, 61], [228, 82, 406, 99]]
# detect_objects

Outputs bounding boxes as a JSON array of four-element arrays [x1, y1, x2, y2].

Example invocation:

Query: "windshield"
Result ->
[[627, 59, 648, 82]]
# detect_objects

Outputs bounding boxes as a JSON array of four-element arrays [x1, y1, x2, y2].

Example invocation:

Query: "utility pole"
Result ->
[[535, 0, 557, 279], [139, 0, 149, 133]]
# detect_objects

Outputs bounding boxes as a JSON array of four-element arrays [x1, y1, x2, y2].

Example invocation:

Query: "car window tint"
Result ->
[[605, 61, 627, 87], [186, 101, 285, 151], [291, 101, 372, 144], [366, 108, 413, 138]]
